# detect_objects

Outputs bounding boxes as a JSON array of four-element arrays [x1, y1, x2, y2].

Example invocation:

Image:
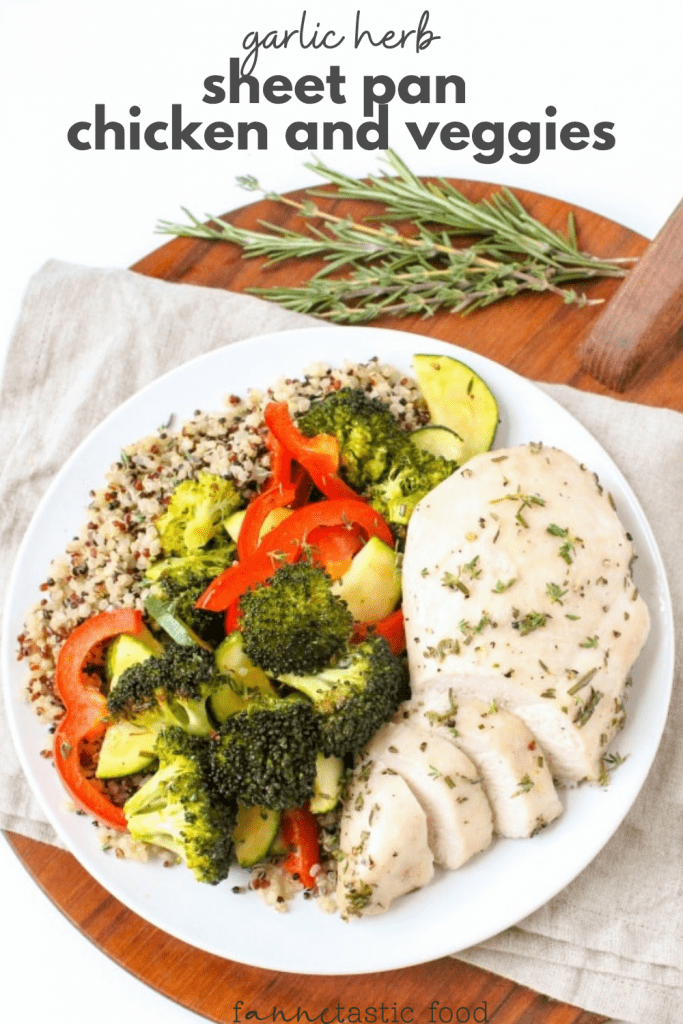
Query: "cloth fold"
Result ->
[[1, 261, 681, 1024]]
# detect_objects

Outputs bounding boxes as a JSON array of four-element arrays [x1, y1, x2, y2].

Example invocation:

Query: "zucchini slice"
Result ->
[[106, 628, 163, 693], [331, 536, 401, 623], [225, 506, 293, 544], [310, 753, 344, 814], [413, 353, 499, 464], [233, 805, 281, 867], [96, 719, 159, 778], [224, 509, 246, 543], [409, 425, 465, 462], [211, 632, 275, 722]]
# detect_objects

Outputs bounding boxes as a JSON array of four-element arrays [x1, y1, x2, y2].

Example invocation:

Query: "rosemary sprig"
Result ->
[[156, 151, 631, 323], [306, 151, 629, 272]]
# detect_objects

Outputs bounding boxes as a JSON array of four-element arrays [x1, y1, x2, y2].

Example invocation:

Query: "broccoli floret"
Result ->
[[239, 561, 353, 677], [298, 388, 456, 532], [208, 694, 319, 810], [146, 547, 236, 645], [368, 444, 456, 528], [298, 388, 407, 492], [124, 727, 236, 885], [146, 547, 236, 589], [107, 643, 220, 735], [279, 636, 409, 757], [155, 471, 242, 556]]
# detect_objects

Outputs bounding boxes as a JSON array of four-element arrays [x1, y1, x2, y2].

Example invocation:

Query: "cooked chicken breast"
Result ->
[[336, 760, 434, 918], [407, 696, 563, 837], [402, 444, 650, 782], [364, 719, 493, 868]]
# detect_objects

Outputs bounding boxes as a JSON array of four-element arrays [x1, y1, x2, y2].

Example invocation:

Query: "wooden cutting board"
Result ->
[[7, 178, 682, 1024]]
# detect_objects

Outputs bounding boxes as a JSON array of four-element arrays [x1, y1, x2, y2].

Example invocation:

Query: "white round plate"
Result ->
[[2, 326, 674, 975]]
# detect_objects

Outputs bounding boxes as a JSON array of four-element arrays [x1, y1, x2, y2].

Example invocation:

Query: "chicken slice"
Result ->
[[402, 444, 650, 782], [336, 759, 434, 918], [407, 696, 562, 838], [364, 720, 493, 868]]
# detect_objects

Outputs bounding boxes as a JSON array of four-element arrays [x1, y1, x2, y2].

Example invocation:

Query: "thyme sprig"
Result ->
[[156, 150, 631, 323]]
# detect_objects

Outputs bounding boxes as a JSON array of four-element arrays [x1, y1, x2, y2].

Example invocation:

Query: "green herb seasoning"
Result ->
[[459, 613, 494, 643], [546, 582, 568, 605], [574, 688, 604, 727], [158, 151, 629, 323], [441, 572, 470, 596], [546, 523, 584, 564], [513, 774, 534, 796], [512, 611, 548, 636], [490, 488, 546, 529], [492, 578, 516, 594]]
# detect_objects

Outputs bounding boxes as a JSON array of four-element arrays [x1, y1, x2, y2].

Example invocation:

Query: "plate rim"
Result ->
[[2, 324, 675, 974]]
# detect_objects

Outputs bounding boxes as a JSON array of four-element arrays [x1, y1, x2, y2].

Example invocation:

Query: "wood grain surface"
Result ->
[[579, 196, 683, 391], [8, 177, 679, 1024]]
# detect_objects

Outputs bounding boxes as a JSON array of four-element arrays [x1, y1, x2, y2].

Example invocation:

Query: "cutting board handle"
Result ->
[[579, 198, 683, 391]]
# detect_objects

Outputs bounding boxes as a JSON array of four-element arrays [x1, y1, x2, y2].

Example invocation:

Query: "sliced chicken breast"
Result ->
[[364, 719, 493, 868], [402, 444, 650, 782], [336, 759, 434, 918], [405, 696, 563, 838]]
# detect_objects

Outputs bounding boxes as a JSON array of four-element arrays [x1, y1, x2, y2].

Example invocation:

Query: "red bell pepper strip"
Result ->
[[228, 522, 363, 624], [280, 806, 320, 890], [196, 499, 393, 612], [225, 600, 242, 635], [250, 498, 392, 565], [237, 433, 311, 562], [267, 426, 292, 481], [53, 608, 144, 830], [264, 402, 360, 503], [308, 523, 364, 580], [352, 607, 406, 656]]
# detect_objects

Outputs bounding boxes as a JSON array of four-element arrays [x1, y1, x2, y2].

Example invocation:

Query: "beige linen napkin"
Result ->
[[1, 260, 681, 1024]]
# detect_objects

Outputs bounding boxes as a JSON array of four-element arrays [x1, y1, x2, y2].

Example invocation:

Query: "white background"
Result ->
[[2, 1, 681, 1022]]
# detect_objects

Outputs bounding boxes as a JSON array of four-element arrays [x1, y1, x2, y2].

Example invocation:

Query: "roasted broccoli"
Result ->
[[298, 388, 456, 531], [367, 444, 457, 528], [145, 547, 235, 645], [208, 694, 319, 810], [124, 727, 236, 885], [106, 642, 220, 736], [239, 561, 353, 677], [279, 636, 409, 757], [155, 471, 242, 556], [298, 387, 407, 492]]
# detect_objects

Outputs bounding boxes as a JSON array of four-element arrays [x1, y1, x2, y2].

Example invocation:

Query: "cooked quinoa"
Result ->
[[17, 356, 427, 904]]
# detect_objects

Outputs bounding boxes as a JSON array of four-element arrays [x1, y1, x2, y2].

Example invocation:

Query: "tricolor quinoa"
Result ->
[[17, 357, 427, 904]]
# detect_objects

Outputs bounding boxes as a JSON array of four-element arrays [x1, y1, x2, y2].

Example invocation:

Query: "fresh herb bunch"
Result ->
[[156, 150, 631, 322]]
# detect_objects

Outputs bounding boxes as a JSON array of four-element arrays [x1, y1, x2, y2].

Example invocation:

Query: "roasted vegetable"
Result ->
[[239, 561, 353, 677], [53, 609, 144, 829], [208, 693, 320, 811], [145, 547, 235, 645], [298, 388, 457, 531], [155, 471, 242, 556], [279, 636, 409, 757], [124, 727, 236, 885], [106, 642, 220, 736]]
